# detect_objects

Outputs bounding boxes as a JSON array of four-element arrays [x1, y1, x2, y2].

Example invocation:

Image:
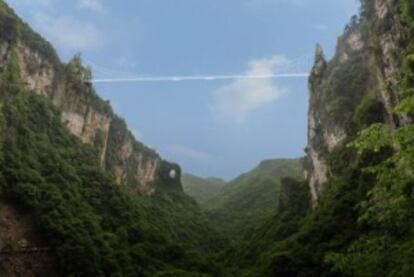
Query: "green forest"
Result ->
[[1, 0, 414, 276]]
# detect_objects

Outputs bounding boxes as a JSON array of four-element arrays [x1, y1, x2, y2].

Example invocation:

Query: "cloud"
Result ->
[[76, 0, 105, 14], [8, 0, 105, 50], [168, 145, 212, 162], [33, 14, 103, 50], [210, 55, 289, 124]]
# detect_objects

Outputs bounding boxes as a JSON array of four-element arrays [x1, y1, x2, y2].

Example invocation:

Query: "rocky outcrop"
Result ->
[[103, 116, 173, 193], [307, 44, 328, 203], [372, 0, 409, 126], [0, 4, 180, 194], [306, 0, 406, 205]]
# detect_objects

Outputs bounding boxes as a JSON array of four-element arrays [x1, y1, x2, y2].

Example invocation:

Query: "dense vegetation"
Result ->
[[204, 159, 302, 239], [0, 0, 59, 65], [225, 177, 311, 276], [0, 51, 225, 276], [324, 0, 414, 275], [219, 1, 414, 276], [2, 0, 414, 276], [182, 174, 226, 205]]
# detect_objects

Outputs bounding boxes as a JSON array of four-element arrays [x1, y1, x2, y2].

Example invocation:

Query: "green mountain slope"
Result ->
[[182, 174, 226, 204], [205, 159, 303, 238], [0, 2, 227, 276], [2, 0, 414, 276], [0, 50, 226, 276], [0, 1, 177, 195], [224, 1, 414, 276], [226, 177, 310, 276]]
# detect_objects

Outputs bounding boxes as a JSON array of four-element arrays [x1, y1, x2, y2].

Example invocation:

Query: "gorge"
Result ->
[[1, 0, 414, 276]]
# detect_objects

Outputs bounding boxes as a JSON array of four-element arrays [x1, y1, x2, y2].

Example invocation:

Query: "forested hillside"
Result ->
[[204, 159, 302, 238], [0, 0, 175, 196], [0, 46, 228, 277], [182, 174, 226, 204], [226, 0, 414, 276], [0, 1, 225, 276], [1, 0, 414, 276]]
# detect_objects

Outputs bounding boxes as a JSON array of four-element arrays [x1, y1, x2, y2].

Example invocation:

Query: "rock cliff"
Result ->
[[307, 0, 407, 204], [0, 2, 180, 194]]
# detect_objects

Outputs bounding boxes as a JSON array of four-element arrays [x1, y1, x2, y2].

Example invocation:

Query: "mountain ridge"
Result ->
[[0, 1, 180, 195], [1, 0, 414, 276], [204, 158, 303, 238], [182, 174, 226, 204]]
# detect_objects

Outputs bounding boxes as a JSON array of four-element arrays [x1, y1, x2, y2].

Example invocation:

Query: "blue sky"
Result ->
[[7, 0, 359, 180]]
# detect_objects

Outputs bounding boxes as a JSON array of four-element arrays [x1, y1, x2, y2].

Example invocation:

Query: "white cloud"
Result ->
[[9, 0, 106, 50], [76, 0, 105, 14], [34, 14, 103, 50], [210, 55, 288, 124], [168, 145, 212, 162]]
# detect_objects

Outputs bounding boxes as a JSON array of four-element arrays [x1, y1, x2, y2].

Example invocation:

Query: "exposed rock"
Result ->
[[335, 23, 365, 63], [373, 0, 409, 125], [323, 128, 347, 152], [136, 154, 159, 194], [0, 33, 180, 194], [17, 43, 54, 96], [307, 44, 330, 204], [61, 111, 86, 139], [306, 0, 408, 205]]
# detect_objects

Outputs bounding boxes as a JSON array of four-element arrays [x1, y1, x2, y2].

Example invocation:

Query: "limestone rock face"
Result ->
[[0, 35, 180, 195], [306, 0, 406, 205], [307, 44, 328, 204], [373, 0, 410, 125]]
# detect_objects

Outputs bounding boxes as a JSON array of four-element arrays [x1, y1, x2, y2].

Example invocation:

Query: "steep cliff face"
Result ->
[[226, 1, 414, 275], [307, 0, 406, 204], [0, 2, 180, 194]]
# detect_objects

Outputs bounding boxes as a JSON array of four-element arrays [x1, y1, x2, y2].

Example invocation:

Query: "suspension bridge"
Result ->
[[84, 54, 314, 84], [89, 73, 310, 83]]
